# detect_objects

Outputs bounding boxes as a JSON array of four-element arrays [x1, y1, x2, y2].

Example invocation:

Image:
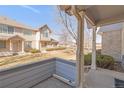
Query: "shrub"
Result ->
[[30, 49, 40, 53], [46, 47, 66, 51], [97, 55, 115, 70], [84, 53, 115, 70], [84, 54, 92, 65]]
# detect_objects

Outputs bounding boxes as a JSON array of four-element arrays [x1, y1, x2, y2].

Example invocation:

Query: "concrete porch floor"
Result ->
[[32, 77, 73, 88]]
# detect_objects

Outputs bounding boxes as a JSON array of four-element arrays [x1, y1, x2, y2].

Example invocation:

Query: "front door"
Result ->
[[12, 40, 20, 52]]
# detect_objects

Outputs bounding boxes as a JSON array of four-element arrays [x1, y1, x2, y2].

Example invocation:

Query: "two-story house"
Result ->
[[0, 16, 58, 54]]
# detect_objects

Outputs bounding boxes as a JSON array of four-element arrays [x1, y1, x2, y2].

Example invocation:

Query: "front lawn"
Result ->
[[0, 49, 76, 69]]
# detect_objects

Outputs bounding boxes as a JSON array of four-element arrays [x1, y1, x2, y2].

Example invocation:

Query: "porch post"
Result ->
[[22, 41, 24, 53], [9, 40, 12, 51], [91, 26, 97, 70], [72, 6, 85, 87], [121, 24, 124, 63]]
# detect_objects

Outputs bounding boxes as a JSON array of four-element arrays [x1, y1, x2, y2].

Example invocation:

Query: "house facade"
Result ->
[[0, 16, 58, 54], [98, 22, 124, 62]]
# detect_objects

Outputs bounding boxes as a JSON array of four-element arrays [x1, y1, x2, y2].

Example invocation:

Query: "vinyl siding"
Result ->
[[101, 30, 121, 61], [0, 58, 76, 88]]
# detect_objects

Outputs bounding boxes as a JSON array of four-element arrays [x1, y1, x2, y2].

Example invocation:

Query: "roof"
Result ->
[[39, 25, 52, 33], [0, 35, 25, 40], [98, 22, 123, 34], [0, 16, 34, 30], [60, 5, 124, 27]]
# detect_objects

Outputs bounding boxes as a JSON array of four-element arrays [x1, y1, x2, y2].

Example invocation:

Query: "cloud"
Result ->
[[21, 5, 41, 14]]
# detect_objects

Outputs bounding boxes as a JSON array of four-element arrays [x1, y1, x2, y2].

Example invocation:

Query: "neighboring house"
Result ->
[[0, 16, 58, 54], [98, 22, 124, 62]]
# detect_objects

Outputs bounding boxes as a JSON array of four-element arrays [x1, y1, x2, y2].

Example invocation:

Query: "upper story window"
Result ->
[[23, 29, 33, 36], [8, 26, 14, 34], [0, 24, 14, 34], [43, 30, 49, 38]]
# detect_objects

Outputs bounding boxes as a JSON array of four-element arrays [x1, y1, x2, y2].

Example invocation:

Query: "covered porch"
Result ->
[[60, 5, 124, 87], [0, 35, 25, 56]]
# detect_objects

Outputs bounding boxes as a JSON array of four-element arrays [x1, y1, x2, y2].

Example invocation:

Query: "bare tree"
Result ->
[[56, 6, 77, 41], [55, 6, 92, 51], [58, 29, 73, 45]]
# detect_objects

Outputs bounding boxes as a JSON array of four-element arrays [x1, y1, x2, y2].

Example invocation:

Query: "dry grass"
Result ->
[[0, 49, 76, 69]]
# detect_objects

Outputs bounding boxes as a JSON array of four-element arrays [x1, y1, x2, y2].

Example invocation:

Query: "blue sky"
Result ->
[[0, 5, 101, 43], [0, 5, 60, 31]]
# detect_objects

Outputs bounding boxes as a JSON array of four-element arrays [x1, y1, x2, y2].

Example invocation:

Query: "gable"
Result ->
[[39, 25, 52, 33]]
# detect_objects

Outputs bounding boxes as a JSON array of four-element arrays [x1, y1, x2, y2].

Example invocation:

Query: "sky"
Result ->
[[0, 5, 101, 43]]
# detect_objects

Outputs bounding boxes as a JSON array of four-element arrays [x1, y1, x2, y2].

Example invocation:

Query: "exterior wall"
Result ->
[[0, 40, 10, 52], [35, 31, 40, 50], [0, 24, 53, 52], [0, 26, 36, 52], [40, 29, 51, 41], [0, 40, 24, 53], [101, 30, 121, 61]]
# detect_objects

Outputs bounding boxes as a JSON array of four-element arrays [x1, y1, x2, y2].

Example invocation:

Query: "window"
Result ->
[[2, 25, 8, 33], [0, 41, 6, 48], [25, 41, 32, 48], [0, 24, 3, 33], [43, 31, 49, 38], [23, 29, 32, 35], [0, 24, 14, 34], [8, 26, 14, 34]]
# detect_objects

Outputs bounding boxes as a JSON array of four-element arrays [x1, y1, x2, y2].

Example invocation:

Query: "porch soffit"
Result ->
[[60, 5, 124, 27]]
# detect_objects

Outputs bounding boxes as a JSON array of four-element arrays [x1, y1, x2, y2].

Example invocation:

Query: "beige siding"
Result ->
[[101, 30, 121, 61], [0, 40, 10, 52], [14, 27, 36, 41], [31, 40, 36, 49], [40, 29, 51, 41]]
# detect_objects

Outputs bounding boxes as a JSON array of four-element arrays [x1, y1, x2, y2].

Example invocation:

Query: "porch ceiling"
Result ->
[[60, 5, 124, 27]]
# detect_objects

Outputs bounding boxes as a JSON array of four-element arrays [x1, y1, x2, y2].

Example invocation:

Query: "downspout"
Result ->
[[72, 6, 85, 88]]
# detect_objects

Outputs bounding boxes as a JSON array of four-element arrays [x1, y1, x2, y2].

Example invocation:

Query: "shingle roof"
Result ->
[[0, 35, 25, 40], [0, 16, 34, 30]]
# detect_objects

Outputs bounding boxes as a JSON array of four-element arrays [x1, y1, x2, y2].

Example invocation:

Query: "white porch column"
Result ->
[[72, 6, 85, 88], [9, 40, 12, 51], [22, 41, 24, 53], [91, 26, 97, 70], [121, 24, 124, 62]]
